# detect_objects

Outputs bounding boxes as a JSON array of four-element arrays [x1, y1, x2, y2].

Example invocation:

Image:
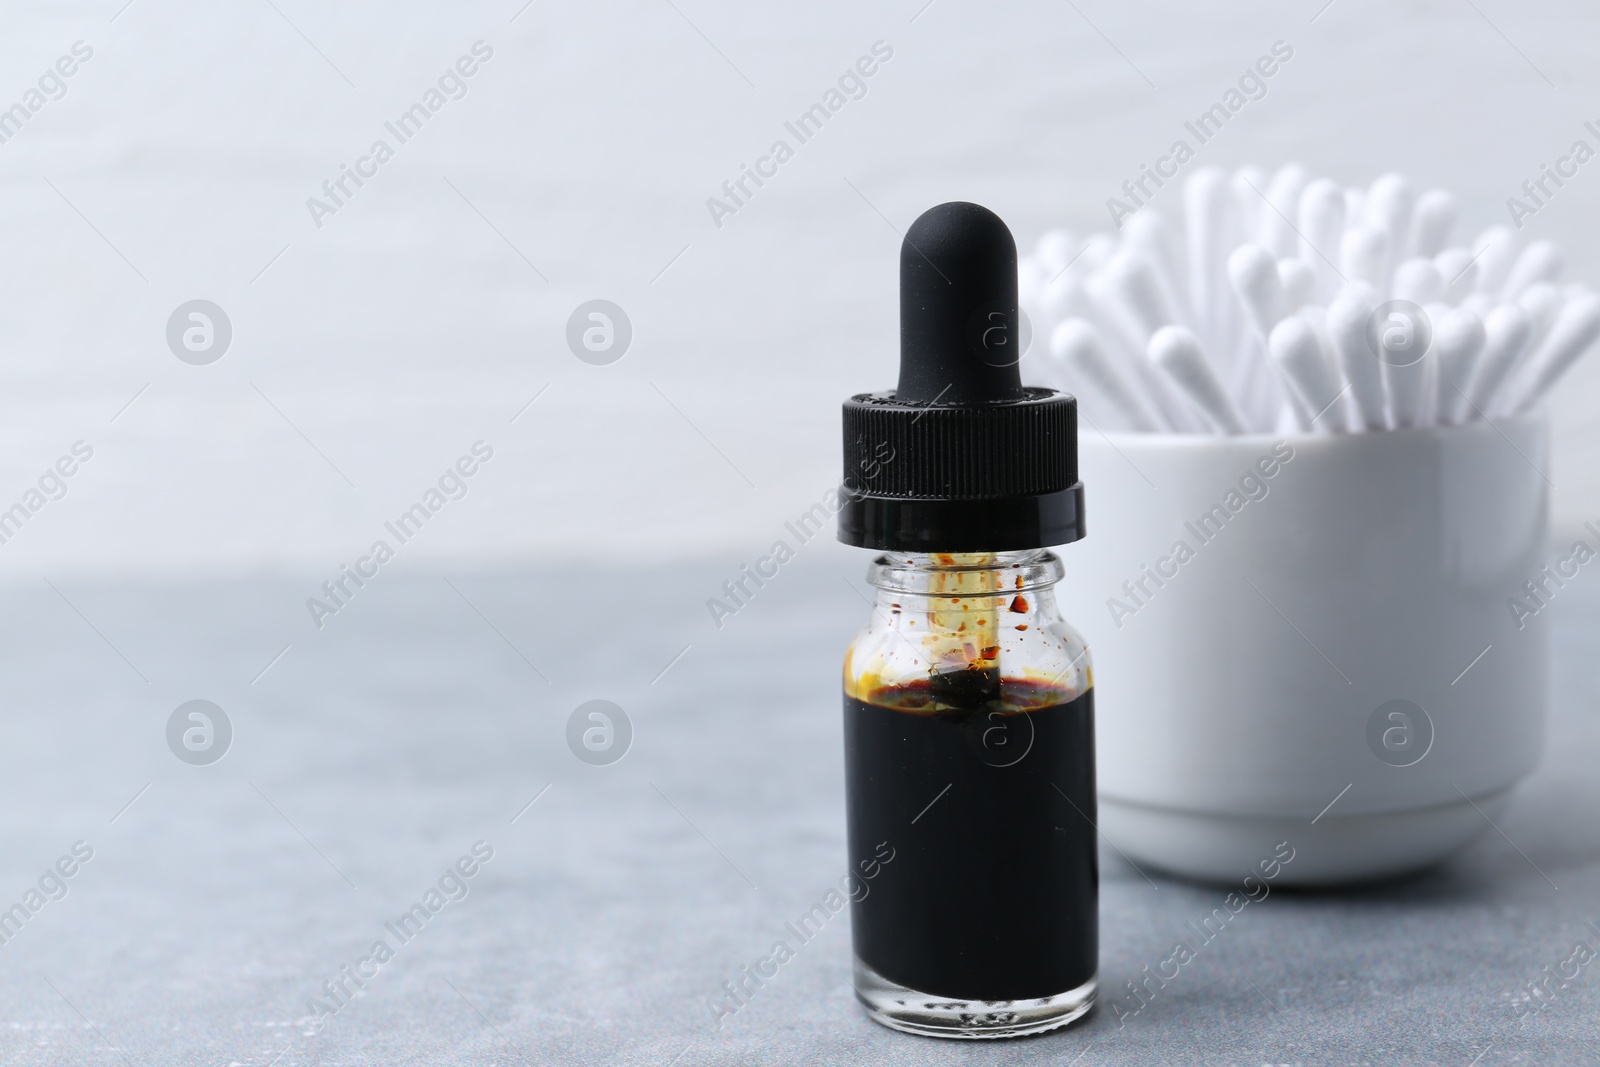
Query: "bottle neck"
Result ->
[[865, 550, 1063, 597], [855, 550, 1069, 706]]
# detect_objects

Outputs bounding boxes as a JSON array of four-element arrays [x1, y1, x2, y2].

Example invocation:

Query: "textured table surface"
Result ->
[[0, 554, 1595, 1066]]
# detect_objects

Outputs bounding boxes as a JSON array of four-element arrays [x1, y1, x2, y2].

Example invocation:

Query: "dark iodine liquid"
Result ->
[[844, 676, 1096, 1001]]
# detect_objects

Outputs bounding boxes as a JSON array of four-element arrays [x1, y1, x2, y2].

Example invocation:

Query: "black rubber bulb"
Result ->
[[896, 201, 1025, 405]]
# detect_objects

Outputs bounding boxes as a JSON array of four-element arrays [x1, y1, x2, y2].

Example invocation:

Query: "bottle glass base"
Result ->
[[852, 957, 1096, 1040]]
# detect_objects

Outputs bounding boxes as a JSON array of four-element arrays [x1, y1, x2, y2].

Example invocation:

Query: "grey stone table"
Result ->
[[0, 552, 1595, 1066]]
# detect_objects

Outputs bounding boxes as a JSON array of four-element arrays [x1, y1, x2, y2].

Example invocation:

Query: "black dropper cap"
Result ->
[[838, 202, 1084, 553]]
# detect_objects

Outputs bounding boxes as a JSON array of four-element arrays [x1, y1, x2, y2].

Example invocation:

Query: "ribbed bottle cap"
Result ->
[[837, 202, 1084, 552]]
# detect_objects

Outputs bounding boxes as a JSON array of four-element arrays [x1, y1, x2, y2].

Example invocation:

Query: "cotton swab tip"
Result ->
[[1501, 239, 1564, 300], [1147, 325, 1246, 434], [1392, 258, 1444, 305], [1340, 226, 1388, 289], [1328, 282, 1387, 431], [1509, 291, 1600, 413], [1268, 315, 1347, 432], [1434, 306, 1487, 424], [1410, 189, 1458, 258], [1464, 304, 1532, 417], [1228, 244, 1285, 340], [1278, 258, 1317, 311], [1049, 318, 1164, 433], [1034, 228, 1078, 276]]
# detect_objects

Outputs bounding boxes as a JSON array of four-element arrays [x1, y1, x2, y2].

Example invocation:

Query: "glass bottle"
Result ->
[[842, 549, 1097, 1038], [835, 199, 1094, 1037]]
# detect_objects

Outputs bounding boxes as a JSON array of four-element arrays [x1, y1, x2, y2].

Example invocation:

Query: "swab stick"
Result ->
[[1184, 167, 1239, 358], [1269, 316, 1349, 433], [1088, 257, 1203, 431], [1123, 210, 1195, 329], [1365, 173, 1414, 286], [1505, 292, 1600, 414], [1373, 299, 1434, 427], [1470, 226, 1517, 294], [1462, 305, 1531, 419], [1099, 251, 1183, 341], [1232, 165, 1271, 242], [1259, 163, 1310, 257], [1050, 319, 1169, 432], [1433, 307, 1487, 425], [1297, 178, 1346, 300], [1500, 239, 1563, 301], [1517, 282, 1565, 353], [1229, 244, 1306, 428], [1327, 282, 1388, 431], [1435, 247, 1478, 304], [1147, 325, 1247, 434]]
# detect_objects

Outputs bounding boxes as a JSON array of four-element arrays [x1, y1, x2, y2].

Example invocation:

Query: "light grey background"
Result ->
[[2, 1, 1599, 1064], [0, 0, 1597, 575]]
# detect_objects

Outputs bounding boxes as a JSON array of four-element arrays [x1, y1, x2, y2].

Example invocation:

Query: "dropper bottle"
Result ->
[[837, 201, 1096, 1039]]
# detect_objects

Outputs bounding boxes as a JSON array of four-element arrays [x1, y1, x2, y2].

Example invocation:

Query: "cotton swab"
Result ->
[[1365, 173, 1414, 282], [1076, 232, 1118, 276], [1435, 247, 1478, 304], [1297, 178, 1346, 300], [1420, 302, 1456, 425], [1023, 165, 1595, 436], [1229, 245, 1284, 339], [1340, 226, 1388, 289], [1044, 271, 1171, 427], [1393, 258, 1444, 305], [1231, 165, 1271, 243], [1236, 335, 1288, 432], [1101, 250, 1185, 340], [1517, 282, 1565, 353], [1409, 189, 1457, 258], [1301, 304, 1355, 428], [1278, 259, 1317, 312], [1184, 167, 1239, 359], [1089, 253, 1204, 431], [1037, 272, 1087, 331], [1327, 282, 1388, 430], [1471, 226, 1518, 294], [1372, 299, 1433, 427], [1147, 325, 1247, 433], [1504, 291, 1600, 414], [1226, 243, 1303, 428], [1257, 164, 1311, 258], [1268, 316, 1348, 433], [1461, 305, 1531, 418], [1034, 229, 1078, 279], [1123, 210, 1196, 330], [1049, 319, 1167, 432], [1500, 239, 1563, 301], [1343, 186, 1367, 230], [1433, 307, 1487, 425]]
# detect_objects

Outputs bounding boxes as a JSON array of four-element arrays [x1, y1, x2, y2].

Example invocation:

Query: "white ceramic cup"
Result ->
[[1057, 416, 1550, 885]]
